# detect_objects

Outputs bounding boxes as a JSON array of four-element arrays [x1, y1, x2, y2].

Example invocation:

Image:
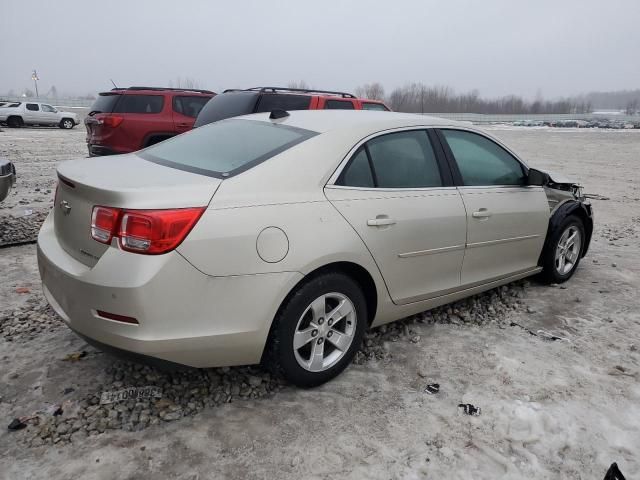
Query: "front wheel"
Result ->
[[540, 215, 585, 283], [264, 272, 367, 388], [59, 118, 75, 129]]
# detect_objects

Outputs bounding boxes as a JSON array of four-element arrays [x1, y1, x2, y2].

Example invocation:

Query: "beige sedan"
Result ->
[[37, 110, 593, 386]]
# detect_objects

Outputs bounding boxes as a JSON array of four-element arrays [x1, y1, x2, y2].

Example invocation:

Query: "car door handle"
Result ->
[[472, 209, 492, 219], [177, 123, 190, 128], [367, 217, 396, 227]]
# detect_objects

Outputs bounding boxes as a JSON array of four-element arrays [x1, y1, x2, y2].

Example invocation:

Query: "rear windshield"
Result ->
[[90, 94, 120, 114], [193, 91, 259, 127], [2, 102, 21, 108], [90, 93, 164, 114], [138, 119, 318, 178]]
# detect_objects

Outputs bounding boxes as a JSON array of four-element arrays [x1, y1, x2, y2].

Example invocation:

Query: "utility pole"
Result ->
[[32, 70, 39, 98]]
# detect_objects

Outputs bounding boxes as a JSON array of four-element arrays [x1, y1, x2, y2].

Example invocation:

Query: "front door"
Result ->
[[437, 129, 549, 286], [325, 129, 467, 305]]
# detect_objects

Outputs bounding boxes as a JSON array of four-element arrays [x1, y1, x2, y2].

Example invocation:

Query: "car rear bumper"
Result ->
[[37, 212, 303, 367], [88, 144, 121, 157]]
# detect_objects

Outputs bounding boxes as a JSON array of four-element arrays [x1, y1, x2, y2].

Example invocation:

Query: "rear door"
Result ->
[[24, 103, 40, 123], [436, 128, 549, 286], [172, 95, 212, 134], [325, 128, 467, 305]]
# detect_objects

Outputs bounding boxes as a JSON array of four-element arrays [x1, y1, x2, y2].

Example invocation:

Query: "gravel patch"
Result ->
[[7, 280, 528, 447], [0, 211, 48, 246], [0, 299, 60, 341]]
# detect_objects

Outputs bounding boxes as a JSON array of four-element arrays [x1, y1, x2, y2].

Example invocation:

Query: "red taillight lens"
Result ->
[[91, 206, 121, 244], [90, 206, 205, 254], [102, 115, 124, 128]]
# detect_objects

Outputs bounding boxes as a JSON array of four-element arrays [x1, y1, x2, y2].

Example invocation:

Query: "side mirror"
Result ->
[[527, 168, 550, 186]]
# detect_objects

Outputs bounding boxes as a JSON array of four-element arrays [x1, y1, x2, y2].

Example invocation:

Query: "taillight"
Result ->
[[102, 115, 124, 128], [91, 206, 121, 244], [90, 206, 205, 254]]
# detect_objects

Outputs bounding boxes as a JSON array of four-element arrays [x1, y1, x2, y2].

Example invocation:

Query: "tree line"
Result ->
[[355, 82, 596, 114]]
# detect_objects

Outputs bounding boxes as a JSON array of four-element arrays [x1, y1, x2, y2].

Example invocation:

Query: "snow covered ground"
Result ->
[[0, 126, 639, 479]]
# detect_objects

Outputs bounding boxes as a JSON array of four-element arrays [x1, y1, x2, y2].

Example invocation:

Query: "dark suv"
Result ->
[[194, 87, 390, 127], [85, 87, 215, 156]]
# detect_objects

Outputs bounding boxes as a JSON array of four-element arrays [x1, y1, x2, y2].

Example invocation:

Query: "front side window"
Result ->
[[361, 102, 388, 111], [255, 94, 312, 112], [26, 103, 39, 111], [325, 100, 355, 110], [139, 119, 317, 178], [338, 130, 443, 188], [173, 96, 211, 118], [41, 104, 56, 112], [440, 129, 526, 186]]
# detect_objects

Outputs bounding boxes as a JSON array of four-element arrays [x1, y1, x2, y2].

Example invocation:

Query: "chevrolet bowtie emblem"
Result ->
[[59, 200, 72, 215]]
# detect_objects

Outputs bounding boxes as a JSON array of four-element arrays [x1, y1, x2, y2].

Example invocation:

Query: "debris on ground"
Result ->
[[603, 462, 626, 480], [424, 384, 440, 395], [8, 418, 27, 431], [62, 351, 87, 362], [458, 404, 481, 416]]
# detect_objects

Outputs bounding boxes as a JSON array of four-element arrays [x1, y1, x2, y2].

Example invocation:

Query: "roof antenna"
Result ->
[[269, 109, 289, 120], [110, 78, 118, 89]]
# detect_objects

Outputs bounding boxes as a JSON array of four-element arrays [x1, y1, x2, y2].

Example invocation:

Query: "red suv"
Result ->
[[193, 87, 390, 127], [85, 87, 215, 156]]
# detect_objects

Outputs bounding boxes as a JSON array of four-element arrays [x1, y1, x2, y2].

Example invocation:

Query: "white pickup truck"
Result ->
[[0, 101, 79, 129]]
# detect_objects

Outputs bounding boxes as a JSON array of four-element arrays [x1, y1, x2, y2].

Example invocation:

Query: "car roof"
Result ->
[[236, 109, 465, 134]]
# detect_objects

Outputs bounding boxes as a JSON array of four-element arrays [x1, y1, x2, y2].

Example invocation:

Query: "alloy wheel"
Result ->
[[555, 225, 582, 275], [293, 292, 357, 372]]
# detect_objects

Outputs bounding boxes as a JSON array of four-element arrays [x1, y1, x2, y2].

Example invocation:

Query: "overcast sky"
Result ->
[[1, 0, 639, 99]]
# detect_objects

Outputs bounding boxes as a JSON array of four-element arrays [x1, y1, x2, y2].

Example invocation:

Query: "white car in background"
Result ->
[[0, 101, 79, 129]]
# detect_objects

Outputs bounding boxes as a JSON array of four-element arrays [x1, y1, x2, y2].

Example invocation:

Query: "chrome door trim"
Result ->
[[466, 234, 541, 249], [398, 244, 465, 258]]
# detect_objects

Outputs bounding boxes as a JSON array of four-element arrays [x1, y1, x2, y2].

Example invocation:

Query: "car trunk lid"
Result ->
[[54, 154, 221, 267]]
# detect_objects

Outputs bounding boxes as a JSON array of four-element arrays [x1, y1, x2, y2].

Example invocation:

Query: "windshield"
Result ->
[[138, 119, 318, 178], [89, 94, 120, 114]]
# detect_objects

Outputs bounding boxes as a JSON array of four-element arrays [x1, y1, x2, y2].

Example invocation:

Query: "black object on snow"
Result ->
[[603, 463, 626, 480], [458, 404, 481, 416], [424, 384, 440, 394], [8, 418, 27, 431]]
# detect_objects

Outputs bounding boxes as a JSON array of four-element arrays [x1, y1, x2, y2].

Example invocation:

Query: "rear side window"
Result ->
[[440, 129, 525, 186], [139, 119, 318, 178], [338, 130, 442, 188], [255, 94, 312, 113], [325, 100, 355, 110], [113, 95, 164, 114], [89, 94, 121, 114], [173, 96, 211, 118], [361, 102, 388, 111], [26, 103, 39, 111]]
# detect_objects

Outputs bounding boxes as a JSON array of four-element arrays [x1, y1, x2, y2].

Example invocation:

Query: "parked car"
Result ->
[[193, 87, 390, 127], [85, 86, 215, 157], [38, 110, 592, 387], [0, 102, 79, 129], [0, 157, 16, 202]]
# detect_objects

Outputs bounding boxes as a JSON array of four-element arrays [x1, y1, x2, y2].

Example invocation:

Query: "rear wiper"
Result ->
[[88, 110, 101, 116]]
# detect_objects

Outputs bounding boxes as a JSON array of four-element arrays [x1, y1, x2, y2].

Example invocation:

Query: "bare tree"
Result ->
[[626, 99, 638, 115], [287, 80, 311, 90], [169, 77, 201, 89], [354, 82, 385, 100]]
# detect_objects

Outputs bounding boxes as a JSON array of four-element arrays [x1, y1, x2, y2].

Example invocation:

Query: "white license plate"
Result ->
[[100, 386, 162, 405]]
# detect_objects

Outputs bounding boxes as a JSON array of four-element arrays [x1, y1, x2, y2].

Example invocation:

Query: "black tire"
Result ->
[[539, 215, 585, 283], [7, 116, 23, 128], [59, 118, 75, 129], [264, 272, 367, 388]]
